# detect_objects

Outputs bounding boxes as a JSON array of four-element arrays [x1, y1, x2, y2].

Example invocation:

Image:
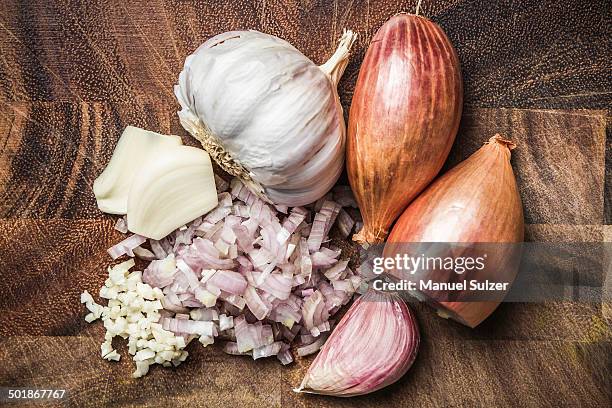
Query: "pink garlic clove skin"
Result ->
[[296, 290, 419, 397]]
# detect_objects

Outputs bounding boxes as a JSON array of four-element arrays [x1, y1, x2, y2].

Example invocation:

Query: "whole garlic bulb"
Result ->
[[175, 30, 356, 206]]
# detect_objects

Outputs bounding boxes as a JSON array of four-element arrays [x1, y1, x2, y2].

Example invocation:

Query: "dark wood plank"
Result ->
[[0, 335, 608, 407], [281, 339, 610, 408], [0, 219, 605, 342], [1, 105, 606, 224], [0, 336, 282, 407], [0, 1, 610, 109], [0, 219, 119, 336], [604, 226, 612, 322], [448, 109, 607, 225], [0, 100, 179, 218], [605, 119, 611, 223], [0, 0, 260, 104]]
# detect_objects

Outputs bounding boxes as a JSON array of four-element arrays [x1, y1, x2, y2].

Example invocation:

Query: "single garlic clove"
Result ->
[[127, 146, 218, 240], [296, 290, 419, 397], [93, 126, 183, 215]]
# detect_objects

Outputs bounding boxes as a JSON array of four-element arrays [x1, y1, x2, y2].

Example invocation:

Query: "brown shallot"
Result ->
[[347, 13, 463, 245], [385, 135, 524, 327]]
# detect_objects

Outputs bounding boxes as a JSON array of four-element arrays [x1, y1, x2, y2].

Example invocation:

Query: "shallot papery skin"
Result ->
[[347, 13, 463, 245], [385, 135, 524, 328], [296, 290, 419, 397]]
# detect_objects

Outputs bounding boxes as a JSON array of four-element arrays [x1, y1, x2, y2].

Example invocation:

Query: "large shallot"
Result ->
[[385, 135, 524, 327], [347, 13, 463, 245]]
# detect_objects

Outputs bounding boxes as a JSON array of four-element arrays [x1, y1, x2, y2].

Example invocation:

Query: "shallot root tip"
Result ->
[[487, 134, 517, 150], [352, 226, 388, 246]]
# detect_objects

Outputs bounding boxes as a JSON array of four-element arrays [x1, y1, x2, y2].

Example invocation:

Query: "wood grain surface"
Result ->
[[0, 0, 610, 407]]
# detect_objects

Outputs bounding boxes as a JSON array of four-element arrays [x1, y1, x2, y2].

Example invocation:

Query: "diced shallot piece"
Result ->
[[207, 270, 248, 295], [252, 341, 283, 360], [307, 213, 327, 252], [108, 234, 147, 259]]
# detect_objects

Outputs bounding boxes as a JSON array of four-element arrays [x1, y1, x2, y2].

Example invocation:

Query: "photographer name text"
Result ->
[[373, 279, 509, 292]]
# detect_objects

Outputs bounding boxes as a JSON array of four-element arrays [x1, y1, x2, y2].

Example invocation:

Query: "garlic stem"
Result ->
[[319, 30, 358, 86]]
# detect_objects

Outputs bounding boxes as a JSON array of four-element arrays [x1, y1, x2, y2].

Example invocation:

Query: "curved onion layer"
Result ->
[[385, 135, 524, 328], [296, 290, 419, 396], [347, 13, 463, 245]]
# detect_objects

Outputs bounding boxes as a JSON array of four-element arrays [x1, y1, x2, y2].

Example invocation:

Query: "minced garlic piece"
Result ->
[[81, 259, 188, 378]]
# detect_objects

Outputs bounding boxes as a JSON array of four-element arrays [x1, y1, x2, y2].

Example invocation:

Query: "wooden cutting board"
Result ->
[[0, 1, 610, 407]]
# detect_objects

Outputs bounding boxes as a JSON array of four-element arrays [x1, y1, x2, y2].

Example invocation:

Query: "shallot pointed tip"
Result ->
[[352, 225, 387, 246], [487, 134, 517, 150]]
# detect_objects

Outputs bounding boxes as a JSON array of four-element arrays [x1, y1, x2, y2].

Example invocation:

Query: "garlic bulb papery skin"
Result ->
[[127, 146, 218, 240], [93, 126, 183, 214], [175, 30, 357, 206], [296, 290, 420, 397]]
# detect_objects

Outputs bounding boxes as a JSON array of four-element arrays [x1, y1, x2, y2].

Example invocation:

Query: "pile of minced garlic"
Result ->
[[81, 259, 188, 378]]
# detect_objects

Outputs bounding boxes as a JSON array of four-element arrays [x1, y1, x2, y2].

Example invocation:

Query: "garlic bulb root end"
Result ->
[[319, 30, 358, 86], [189, 123, 268, 202]]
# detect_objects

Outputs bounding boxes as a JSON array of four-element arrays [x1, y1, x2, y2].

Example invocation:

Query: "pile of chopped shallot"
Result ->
[[85, 177, 364, 376]]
